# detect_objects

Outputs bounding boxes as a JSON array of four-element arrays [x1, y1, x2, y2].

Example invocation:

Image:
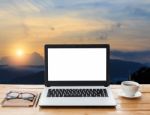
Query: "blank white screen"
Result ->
[[48, 48, 106, 81]]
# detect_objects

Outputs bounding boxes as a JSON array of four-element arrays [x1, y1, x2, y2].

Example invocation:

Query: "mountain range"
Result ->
[[0, 59, 145, 84], [111, 50, 150, 66]]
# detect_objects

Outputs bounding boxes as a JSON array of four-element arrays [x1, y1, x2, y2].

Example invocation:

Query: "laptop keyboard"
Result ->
[[47, 89, 108, 97]]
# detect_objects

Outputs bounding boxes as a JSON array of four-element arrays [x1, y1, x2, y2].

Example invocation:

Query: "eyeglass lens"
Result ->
[[6, 92, 35, 101]]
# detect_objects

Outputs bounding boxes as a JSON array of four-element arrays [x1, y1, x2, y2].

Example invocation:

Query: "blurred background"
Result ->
[[0, 0, 149, 84]]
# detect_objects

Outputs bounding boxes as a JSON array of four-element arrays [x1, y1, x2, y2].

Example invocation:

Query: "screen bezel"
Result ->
[[44, 44, 110, 87]]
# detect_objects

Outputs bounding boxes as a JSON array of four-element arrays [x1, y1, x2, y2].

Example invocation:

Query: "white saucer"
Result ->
[[119, 91, 142, 98]]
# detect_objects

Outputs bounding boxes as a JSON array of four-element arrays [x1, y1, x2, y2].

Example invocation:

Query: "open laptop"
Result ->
[[39, 44, 116, 106]]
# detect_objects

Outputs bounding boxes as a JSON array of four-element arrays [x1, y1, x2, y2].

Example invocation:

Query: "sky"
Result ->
[[0, 0, 150, 61]]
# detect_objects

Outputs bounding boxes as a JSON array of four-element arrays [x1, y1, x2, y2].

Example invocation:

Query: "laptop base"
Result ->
[[39, 86, 116, 107]]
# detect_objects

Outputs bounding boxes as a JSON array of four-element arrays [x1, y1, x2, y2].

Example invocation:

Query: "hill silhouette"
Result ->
[[131, 67, 150, 84], [0, 65, 44, 84], [110, 59, 144, 84], [12, 71, 44, 84], [111, 50, 150, 66], [0, 59, 145, 84]]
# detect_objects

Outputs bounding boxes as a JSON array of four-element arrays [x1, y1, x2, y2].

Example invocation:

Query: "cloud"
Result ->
[[0, 52, 44, 66], [97, 22, 122, 40], [120, 6, 150, 20], [0, 0, 150, 57]]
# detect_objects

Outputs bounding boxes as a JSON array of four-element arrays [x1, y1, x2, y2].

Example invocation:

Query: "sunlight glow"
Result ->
[[16, 49, 24, 57]]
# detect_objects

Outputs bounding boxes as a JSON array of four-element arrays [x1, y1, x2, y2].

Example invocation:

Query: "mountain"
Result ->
[[110, 59, 144, 83], [131, 67, 150, 84], [12, 71, 44, 84], [0, 52, 44, 66], [111, 50, 150, 66], [0, 59, 145, 84], [0, 65, 44, 84]]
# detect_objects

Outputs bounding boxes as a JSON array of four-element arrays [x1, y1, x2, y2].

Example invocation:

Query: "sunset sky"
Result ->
[[0, 0, 150, 58]]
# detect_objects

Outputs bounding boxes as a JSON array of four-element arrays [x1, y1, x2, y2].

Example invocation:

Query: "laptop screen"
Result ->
[[47, 48, 107, 81]]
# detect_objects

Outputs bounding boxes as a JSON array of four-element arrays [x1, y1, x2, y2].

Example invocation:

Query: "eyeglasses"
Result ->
[[6, 91, 36, 102]]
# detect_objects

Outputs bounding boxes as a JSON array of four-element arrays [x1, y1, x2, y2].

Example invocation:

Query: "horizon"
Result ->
[[0, 51, 149, 66]]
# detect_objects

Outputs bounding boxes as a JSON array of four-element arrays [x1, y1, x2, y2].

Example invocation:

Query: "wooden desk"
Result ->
[[0, 85, 150, 115]]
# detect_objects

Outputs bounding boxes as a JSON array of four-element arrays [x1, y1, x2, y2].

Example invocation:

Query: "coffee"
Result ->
[[124, 83, 137, 86]]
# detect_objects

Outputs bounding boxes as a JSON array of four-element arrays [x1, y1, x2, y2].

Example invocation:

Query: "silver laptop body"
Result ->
[[39, 44, 116, 106]]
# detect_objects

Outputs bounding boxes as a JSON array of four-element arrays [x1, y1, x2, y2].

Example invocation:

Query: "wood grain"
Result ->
[[0, 85, 150, 115]]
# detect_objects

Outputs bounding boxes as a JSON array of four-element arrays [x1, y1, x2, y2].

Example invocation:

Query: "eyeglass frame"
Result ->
[[5, 91, 36, 102]]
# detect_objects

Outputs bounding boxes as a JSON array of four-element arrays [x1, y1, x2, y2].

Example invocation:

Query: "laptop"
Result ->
[[39, 44, 116, 106]]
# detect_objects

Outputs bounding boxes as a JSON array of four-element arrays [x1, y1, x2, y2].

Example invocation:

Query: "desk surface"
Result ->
[[0, 85, 150, 115]]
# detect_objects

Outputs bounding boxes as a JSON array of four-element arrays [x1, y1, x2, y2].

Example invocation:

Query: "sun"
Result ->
[[16, 49, 24, 57]]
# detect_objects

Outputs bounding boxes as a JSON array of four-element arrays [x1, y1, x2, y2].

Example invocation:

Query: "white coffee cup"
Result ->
[[121, 81, 140, 97]]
